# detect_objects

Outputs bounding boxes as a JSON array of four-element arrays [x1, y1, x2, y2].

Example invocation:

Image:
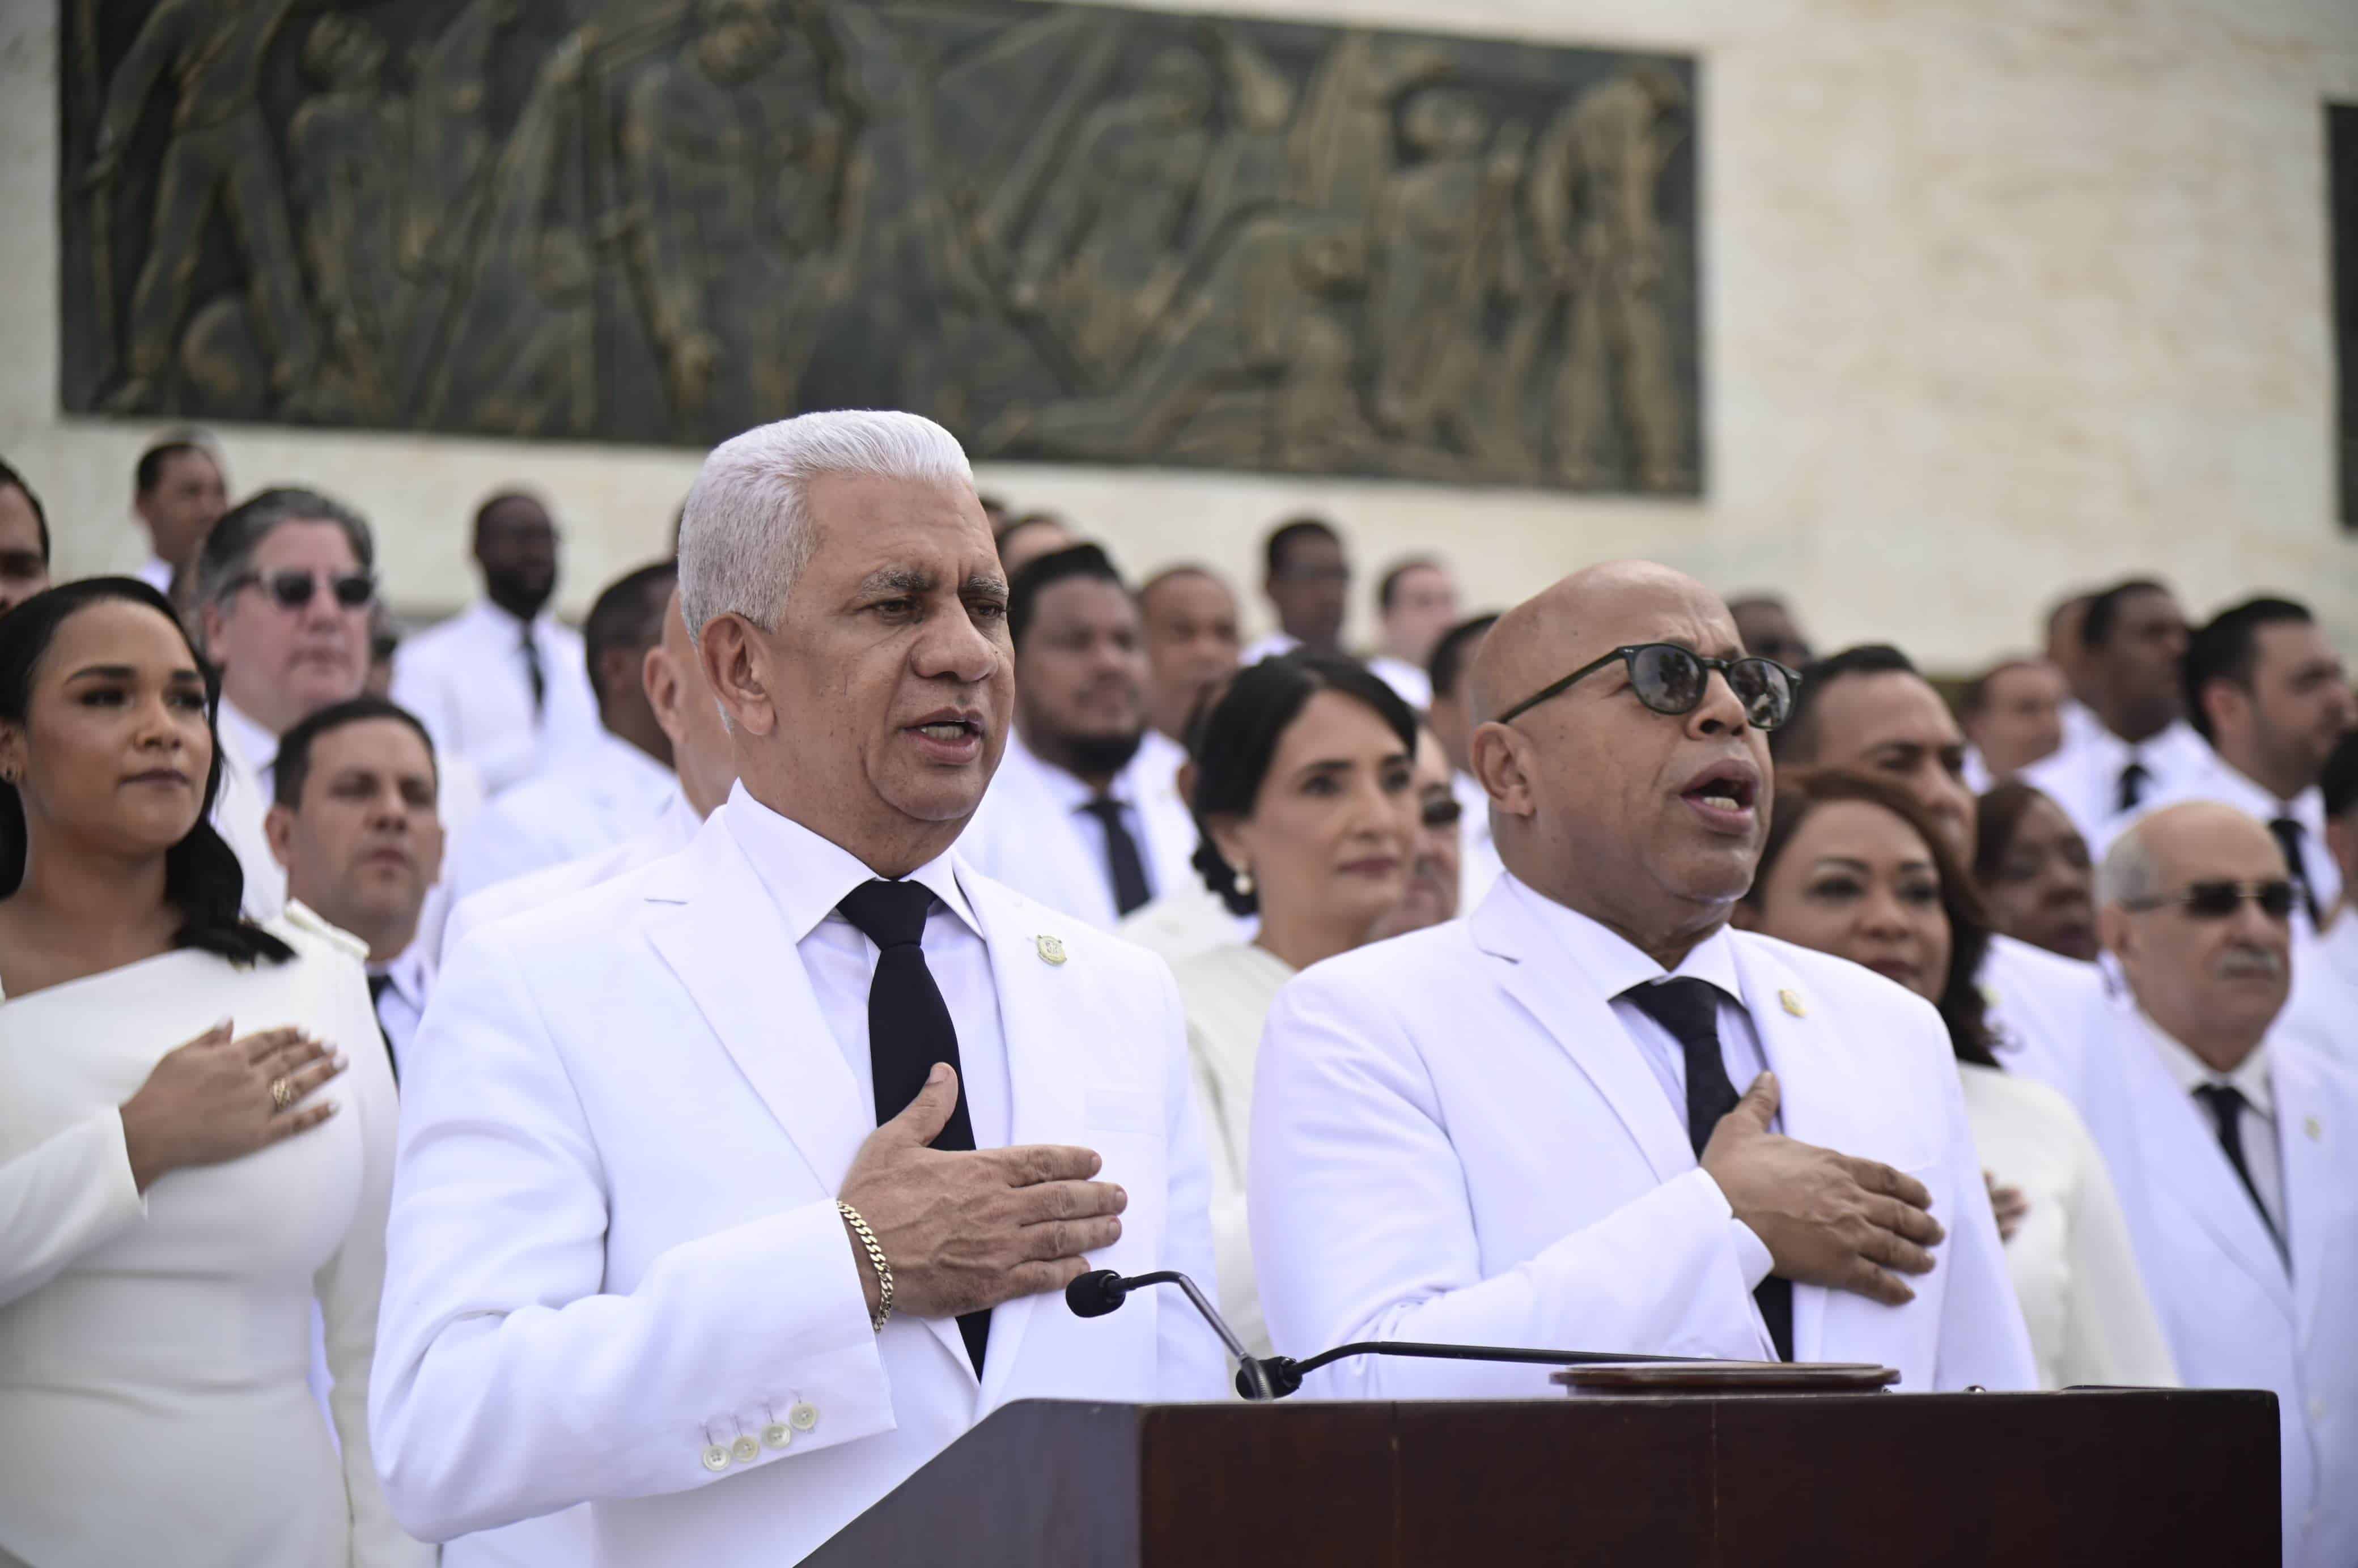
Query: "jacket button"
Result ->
[[731, 1434, 760, 1463], [701, 1444, 731, 1472], [762, 1422, 792, 1450], [788, 1401, 819, 1433]]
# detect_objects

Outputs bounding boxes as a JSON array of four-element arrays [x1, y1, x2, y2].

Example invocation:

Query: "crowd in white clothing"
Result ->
[[0, 419, 2353, 1568]]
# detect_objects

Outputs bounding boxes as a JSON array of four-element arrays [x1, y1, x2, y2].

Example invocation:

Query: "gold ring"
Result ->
[[270, 1077, 294, 1112]]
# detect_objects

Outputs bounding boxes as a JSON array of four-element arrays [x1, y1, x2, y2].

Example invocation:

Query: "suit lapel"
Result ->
[[1729, 940, 1919, 1374], [1469, 884, 1695, 1187], [642, 822, 869, 1197], [2273, 1050, 2336, 1350], [2123, 1034, 2295, 1324], [960, 868, 1092, 1405]]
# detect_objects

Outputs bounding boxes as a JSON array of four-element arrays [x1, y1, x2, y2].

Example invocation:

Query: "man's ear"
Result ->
[[198, 601, 228, 662], [2199, 679, 2248, 747], [597, 645, 642, 709], [698, 614, 774, 737], [2097, 904, 2131, 962], [642, 644, 686, 745], [1470, 723, 1534, 821], [263, 802, 296, 872]]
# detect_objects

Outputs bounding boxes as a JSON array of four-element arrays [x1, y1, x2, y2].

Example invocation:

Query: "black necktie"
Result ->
[[1621, 978, 1793, 1361], [2191, 1083, 2285, 1264], [2117, 759, 2151, 814], [2267, 817, 2323, 928], [365, 971, 399, 1084], [520, 628, 546, 719], [836, 879, 990, 1373], [1079, 797, 1152, 917]]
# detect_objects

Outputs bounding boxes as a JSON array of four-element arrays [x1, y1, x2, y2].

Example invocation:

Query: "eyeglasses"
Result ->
[[234, 568, 376, 611], [2122, 879, 2296, 921], [1496, 644, 1801, 732], [1420, 794, 1463, 830]]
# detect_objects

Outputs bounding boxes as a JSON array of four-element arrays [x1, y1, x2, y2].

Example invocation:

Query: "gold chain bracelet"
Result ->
[[836, 1200, 893, 1331]]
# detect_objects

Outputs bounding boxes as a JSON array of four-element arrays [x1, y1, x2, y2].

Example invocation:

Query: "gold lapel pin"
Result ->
[[1035, 934, 1068, 966], [2306, 1116, 2323, 1142], [1779, 989, 1806, 1018]]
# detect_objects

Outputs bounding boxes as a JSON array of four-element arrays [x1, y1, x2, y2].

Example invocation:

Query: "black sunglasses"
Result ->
[[1496, 643, 1801, 732], [1420, 794, 1464, 830], [2124, 879, 2297, 921], [235, 568, 376, 611]]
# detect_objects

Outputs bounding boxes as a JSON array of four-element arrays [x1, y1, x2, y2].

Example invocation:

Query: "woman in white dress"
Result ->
[[1736, 769, 2177, 1390], [1170, 653, 1424, 1358], [0, 579, 427, 1566]]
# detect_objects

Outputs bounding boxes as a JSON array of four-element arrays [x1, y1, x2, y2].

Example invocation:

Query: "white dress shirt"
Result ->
[[1452, 769, 1503, 915], [724, 788, 1011, 1149], [2019, 718, 2211, 848], [1366, 655, 1432, 712], [213, 695, 288, 920], [957, 733, 1200, 932], [2140, 1017, 2285, 1243], [1521, 890, 1778, 1285], [391, 600, 602, 798], [135, 554, 175, 595], [443, 732, 681, 905], [368, 944, 434, 1080]]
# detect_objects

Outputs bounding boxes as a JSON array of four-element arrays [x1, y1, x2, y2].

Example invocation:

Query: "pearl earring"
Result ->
[[1233, 868, 1254, 896]]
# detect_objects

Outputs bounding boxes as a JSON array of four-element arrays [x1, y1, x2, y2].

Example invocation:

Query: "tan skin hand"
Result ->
[[1700, 1072, 1946, 1307], [838, 1064, 1127, 1321], [117, 1023, 347, 1193]]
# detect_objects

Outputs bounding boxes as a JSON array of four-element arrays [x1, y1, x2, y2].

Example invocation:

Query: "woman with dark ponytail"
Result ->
[[0, 580, 428, 1565], [1170, 652, 1424, 1361]]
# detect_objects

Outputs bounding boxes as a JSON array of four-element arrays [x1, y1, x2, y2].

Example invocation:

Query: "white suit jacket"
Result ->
[[957, 734, 1200, 932], [369, 813, 1225, 1568], [1249, 875, 2037, 1397], [439, 795, 703, 967], [442, 732, 680, 907], [391, 600, 602, 797], [2113, 1015, 2358, 1568]]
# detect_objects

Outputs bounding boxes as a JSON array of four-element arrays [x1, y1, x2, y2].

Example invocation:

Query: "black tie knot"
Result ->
[[367, 971, 393, 1008], [1621, 976, 1722, 1050], [837, 879, 935, 950], [2192, 1081, 2249, 1131]]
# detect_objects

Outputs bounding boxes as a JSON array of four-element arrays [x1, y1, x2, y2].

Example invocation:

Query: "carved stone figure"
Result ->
[[289, 14, 411, 422], [86, 0, 319, 415]]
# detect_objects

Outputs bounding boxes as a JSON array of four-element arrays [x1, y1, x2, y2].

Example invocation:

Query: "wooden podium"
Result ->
[[803, 1391, 2276, 1566]]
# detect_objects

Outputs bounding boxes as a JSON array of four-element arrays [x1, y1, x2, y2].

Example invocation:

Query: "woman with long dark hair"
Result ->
[[1736, 770, 2175, 1389], [1173, 653, 1422, 1359], [0, 579, 426, 1565]]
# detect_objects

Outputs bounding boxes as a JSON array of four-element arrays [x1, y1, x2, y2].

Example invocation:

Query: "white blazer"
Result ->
[[957, 734, 1201, 932], [2113, 1018, 2358, 1568], [1249, 876, 2037, 1397], [369, 815, 1226, 1568]]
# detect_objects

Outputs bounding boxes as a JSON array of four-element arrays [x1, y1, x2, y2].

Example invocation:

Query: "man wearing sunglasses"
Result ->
[[1253, 561, 2035, 1398], [2097, 801, 2358, 1568], [193, 487, 383, 918]]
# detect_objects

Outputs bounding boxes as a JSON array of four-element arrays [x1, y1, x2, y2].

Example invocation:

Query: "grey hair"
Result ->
[[677, 410, 974, 642], [193, 486, 375, 609], [2096, 821, 2160, 908]]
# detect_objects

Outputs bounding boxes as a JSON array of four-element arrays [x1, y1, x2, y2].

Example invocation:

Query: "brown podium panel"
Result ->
[[800, 1390, 2278, 1567]]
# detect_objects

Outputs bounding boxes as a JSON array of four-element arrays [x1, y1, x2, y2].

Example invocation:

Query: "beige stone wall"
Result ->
[[7, 0, 2355, 666]]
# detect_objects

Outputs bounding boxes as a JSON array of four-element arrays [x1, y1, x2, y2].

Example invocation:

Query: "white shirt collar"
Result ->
[[2136, 1010, 2275, 1119], [719, 781, 979, 944], [1507, 874, 1745, 1010], [215, 695, 281, 778], [371, 942, 435, 1010], [2185, 747, 2323, 830], [466, 596, 555, 641], [1007, 730, 1144, 814]]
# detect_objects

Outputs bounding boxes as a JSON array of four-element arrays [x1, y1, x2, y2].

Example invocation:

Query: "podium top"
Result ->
[[1556, 1359, 1901, 1393]]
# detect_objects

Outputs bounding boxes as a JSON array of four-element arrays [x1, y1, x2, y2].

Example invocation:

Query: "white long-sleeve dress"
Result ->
[[1958, 1063, 2178, 1391], [0, 907, 428, 1567]]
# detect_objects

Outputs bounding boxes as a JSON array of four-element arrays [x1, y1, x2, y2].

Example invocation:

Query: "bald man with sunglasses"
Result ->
[[2098, 802, 2358, 1568], [1252, 562, 2035, 1396]]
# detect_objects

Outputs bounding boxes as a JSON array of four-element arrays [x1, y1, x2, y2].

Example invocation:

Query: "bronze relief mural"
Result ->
[[58, 0, 1702, 493]]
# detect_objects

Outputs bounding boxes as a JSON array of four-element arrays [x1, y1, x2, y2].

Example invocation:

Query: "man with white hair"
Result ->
[[371, 412, 1225, 1568], [2097, 802, 2358, 1568]]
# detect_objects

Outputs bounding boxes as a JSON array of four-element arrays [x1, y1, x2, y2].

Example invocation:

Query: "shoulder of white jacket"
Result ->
[[1986, 932, 2108, 995], [274, 899, 371, 964], [1960, 1059, 2081, 1128], [447, 855, 680, 975], [2272, 1032, 2358, 1115], [956, 861, 1172, 975], [1282, 919, 1481, 1004]]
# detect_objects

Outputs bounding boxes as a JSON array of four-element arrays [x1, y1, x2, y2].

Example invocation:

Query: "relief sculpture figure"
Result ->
[[1368, 88, 1532, 479], [624, 0, 855, 437], [86, 0, 322, 415], [288, 14, 412, 422], [1530, 66, 1691, 491]]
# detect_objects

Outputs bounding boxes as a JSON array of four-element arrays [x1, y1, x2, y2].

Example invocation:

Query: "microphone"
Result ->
[[1237, 1338, 1715, 1400], [1065, 1269, 1275, 1401]]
